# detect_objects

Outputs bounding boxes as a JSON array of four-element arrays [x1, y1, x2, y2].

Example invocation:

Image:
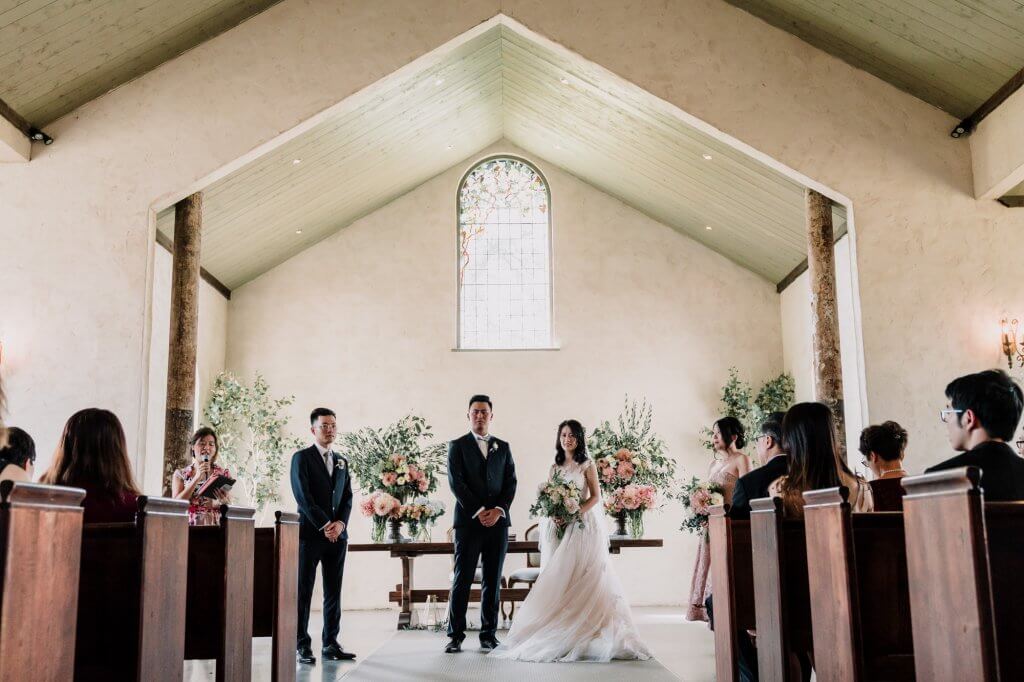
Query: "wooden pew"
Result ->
[[708, 503, 755, 682], [803, 487, 914, 681], [74, 496, 190, 681], [902, 467, 1024, 682], [184, 504, 257, 682], [750, 496, 812, 682], [0, 481, 86, 682], [253, 511, 300, 682]]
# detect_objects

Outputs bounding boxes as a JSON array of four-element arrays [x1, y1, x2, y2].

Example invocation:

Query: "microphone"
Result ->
[[201, 454, 211, 484]]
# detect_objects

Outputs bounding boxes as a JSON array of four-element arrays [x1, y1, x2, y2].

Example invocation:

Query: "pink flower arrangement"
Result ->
[[604, 484, 657, 514], [596, 449, 643, 491], [377, 452, 438, 501], [680, 477, 725, 535], [381, 472, 398, 486], [362, 490, 402, 519]]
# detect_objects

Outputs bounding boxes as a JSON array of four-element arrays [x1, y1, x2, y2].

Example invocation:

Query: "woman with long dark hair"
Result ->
[[769, 402, 872, 515], [172, 426, 232, 526], [41, 408, 140, 523], [686, 415, 751, 622], [490, 419, 650, 662]]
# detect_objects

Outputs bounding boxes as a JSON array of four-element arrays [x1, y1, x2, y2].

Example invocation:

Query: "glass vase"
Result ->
[[417, 521, 433, 542], [613, 510, 628, 537], [371, 517, 387, 543], [407, 519, 420, 541], [627, 512, 645, 539]]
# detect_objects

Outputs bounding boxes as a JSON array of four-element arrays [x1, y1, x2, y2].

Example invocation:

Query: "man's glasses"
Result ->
[[939, 408, 964, 423], [1016, 438, 1024, 451]]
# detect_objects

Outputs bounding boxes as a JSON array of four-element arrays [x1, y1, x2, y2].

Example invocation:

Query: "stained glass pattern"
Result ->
[[458, 157, 552, 349]]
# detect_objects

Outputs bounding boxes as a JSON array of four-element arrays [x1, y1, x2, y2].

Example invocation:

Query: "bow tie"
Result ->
[[476, 436, 489, 442]]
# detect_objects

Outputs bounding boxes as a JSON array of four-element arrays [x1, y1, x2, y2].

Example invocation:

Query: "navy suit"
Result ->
[[446, 432, 517, 642], [290, 444, 353, 650]]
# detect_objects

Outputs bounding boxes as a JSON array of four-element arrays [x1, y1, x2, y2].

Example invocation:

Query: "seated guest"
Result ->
[[729, 411, 787, 519], [172, 426, 231, 526], [861, 421, 908, 511], [770, 402, 872, 516], [0, 427, 36, 483], [41, 408, 140, 523], [928, 369, 1024, 501]]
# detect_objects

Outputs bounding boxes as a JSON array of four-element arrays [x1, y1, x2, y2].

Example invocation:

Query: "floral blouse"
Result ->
[[174, 462, 231, 526]]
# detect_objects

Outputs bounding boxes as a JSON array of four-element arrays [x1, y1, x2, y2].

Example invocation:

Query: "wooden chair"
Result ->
[[750, 496, 813, 682], [74, 496, 190, 681], [253, 511, 300, 682], [184, 504, 256, 682], [708, 504, 755, 682], [803, 487, 914, 681], [0, 481, 86, 682], [505, 522, 541, 620], [902, 467, 1024, 682]]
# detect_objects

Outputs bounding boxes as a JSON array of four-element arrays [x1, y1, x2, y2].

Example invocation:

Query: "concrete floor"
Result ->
[[183, 606, 715, 681]]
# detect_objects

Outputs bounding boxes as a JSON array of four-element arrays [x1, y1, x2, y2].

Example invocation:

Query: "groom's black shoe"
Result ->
[[445, 638, 463, 653], [323, 643, 356, 660], [479, 636, 500, 650], [297, 645, 316, 664]]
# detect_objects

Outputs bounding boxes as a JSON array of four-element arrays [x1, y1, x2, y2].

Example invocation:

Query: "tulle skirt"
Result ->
[[489, 509, 652, 662]]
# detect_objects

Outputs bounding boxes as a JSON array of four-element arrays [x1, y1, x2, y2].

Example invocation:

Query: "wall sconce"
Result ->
[[1001, 318, 1024, 369]]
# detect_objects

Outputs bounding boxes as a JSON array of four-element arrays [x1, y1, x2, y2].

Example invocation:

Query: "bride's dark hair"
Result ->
[[554, 419, 588, 465]]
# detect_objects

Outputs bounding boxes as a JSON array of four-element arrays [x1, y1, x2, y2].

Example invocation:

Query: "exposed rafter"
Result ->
[[0, 96, 51, 145], [951, 67, 1024, 139]]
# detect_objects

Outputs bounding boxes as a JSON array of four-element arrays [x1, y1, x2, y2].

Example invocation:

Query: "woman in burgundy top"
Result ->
[[41, 408, 140, 523]]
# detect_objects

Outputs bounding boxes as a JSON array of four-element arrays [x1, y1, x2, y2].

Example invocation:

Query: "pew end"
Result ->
[[75, 495, 190, 682], [253, 511, 300, 682], [0, 481, 86, 682], [709, 503, 755, 682]]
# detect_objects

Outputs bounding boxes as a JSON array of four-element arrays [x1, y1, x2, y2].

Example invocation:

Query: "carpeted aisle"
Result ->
[[343, 630, 680, 681]]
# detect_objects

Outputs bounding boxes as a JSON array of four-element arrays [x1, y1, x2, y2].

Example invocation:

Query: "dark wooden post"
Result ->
[[162, 192, 202, 495], [806, 188, 845, 453]]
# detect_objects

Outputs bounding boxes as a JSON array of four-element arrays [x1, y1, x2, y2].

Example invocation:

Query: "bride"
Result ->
[[489, 419, 651, 662]]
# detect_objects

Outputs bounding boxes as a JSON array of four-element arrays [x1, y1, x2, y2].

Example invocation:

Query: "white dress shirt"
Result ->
[[470, 432, 506, 520], [314, 442, 335, 531]]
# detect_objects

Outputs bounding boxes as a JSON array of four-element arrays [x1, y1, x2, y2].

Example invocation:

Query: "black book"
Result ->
[[196, 473, 235, 499]]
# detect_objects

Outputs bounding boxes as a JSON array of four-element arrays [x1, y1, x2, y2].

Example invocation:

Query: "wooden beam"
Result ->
[[155, 230, 231, 300], [0, 96, 51, 144], [952, 66, 1024, 138], [998, 195, 1024, 208], [807, 188, 846, 453], [776, 260, 808, 294], [162, 193, 203, 496]]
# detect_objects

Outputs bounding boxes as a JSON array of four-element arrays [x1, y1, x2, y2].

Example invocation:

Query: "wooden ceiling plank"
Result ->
[[0, 0, 127, 63], [899, 0, 1024, 64]]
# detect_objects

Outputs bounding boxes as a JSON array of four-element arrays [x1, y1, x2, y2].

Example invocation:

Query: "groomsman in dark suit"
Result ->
[[445, 395, 517, 653], [290, 407, 355, 665]]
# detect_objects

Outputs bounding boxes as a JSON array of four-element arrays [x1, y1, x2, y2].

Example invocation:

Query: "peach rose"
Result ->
[[381, 472, 398, 486]]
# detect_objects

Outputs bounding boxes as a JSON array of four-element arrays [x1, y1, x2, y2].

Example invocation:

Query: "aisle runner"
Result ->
[[343, 630, 680, 681]]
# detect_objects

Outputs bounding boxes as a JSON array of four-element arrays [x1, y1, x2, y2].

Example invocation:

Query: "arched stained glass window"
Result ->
[[457, 157, 552, 349]]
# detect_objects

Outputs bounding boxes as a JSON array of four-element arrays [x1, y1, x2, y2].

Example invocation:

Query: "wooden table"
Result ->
[[349, 537, 664, 629]]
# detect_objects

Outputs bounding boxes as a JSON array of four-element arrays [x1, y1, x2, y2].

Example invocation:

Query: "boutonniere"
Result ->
[[489, 441, 499, 454], [336, 457, 346, 470]]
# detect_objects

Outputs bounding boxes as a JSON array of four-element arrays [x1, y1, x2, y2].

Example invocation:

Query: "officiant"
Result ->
[[171, 426, 232, 526]]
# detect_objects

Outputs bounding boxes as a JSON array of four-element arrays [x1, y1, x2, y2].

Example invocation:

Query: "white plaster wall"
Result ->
[[141, 247, 229, 493], [0, 0, 1021, 565], [780, 236, 866, 464], [225, 142, 784, 608], [970, 85, 1024, 200]]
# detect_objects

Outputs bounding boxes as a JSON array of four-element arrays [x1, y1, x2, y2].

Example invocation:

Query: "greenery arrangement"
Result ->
[[700, 368, 796, 456], [588, 397, 676, 496], [203, 372, 305, 512], [336, 414, 446, 500]]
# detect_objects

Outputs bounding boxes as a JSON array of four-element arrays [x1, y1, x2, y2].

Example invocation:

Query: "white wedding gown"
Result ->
[[489, 459, 652, 662]]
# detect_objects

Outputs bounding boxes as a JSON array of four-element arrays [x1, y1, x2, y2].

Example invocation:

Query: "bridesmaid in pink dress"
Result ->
[[686, 417, 751, 622]]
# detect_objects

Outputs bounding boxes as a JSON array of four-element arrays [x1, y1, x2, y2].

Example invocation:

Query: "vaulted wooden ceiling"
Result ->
[[724, 0, 1024, 119], [157, 24, 846, 290], [0, 0, 280, 126]]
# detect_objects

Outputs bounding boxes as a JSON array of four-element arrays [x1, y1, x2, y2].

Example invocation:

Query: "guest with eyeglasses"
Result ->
[[1015, 435, 1024, 458], [860, 421, 908, 511], [927, 370, 1024, 501]]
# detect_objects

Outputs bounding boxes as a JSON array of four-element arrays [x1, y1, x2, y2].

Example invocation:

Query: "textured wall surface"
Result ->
[[226, 142, 783, 607]]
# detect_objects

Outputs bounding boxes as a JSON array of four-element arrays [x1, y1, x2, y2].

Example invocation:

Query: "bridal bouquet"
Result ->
[[529, 470, 584, 539], [679, 476, 725, 535]]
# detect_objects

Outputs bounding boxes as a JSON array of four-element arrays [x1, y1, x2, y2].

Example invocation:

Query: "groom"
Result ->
[[445, 394, 517, 653]]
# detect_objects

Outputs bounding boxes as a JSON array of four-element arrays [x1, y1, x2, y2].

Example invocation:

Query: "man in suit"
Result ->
[[928, 369, 1024, 501], [729, 411, 788, 519], [445, 394, 517, 653], [290, 407, 355, 665], [706, 411, 787, 682]]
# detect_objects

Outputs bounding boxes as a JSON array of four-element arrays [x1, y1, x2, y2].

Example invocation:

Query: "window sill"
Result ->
[[451, 347, 561, 352]]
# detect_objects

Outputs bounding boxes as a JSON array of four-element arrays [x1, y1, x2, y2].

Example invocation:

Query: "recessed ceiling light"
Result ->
[[560, 77, 569, 84], [435, 78, 445, 85], [292, 158, 302, 165], [295, 229, 303, 234], [447, 144, 454, 150], [702, 153, 713, 160], [555, 144, 562, 150], [705, 226, 713, 231]]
